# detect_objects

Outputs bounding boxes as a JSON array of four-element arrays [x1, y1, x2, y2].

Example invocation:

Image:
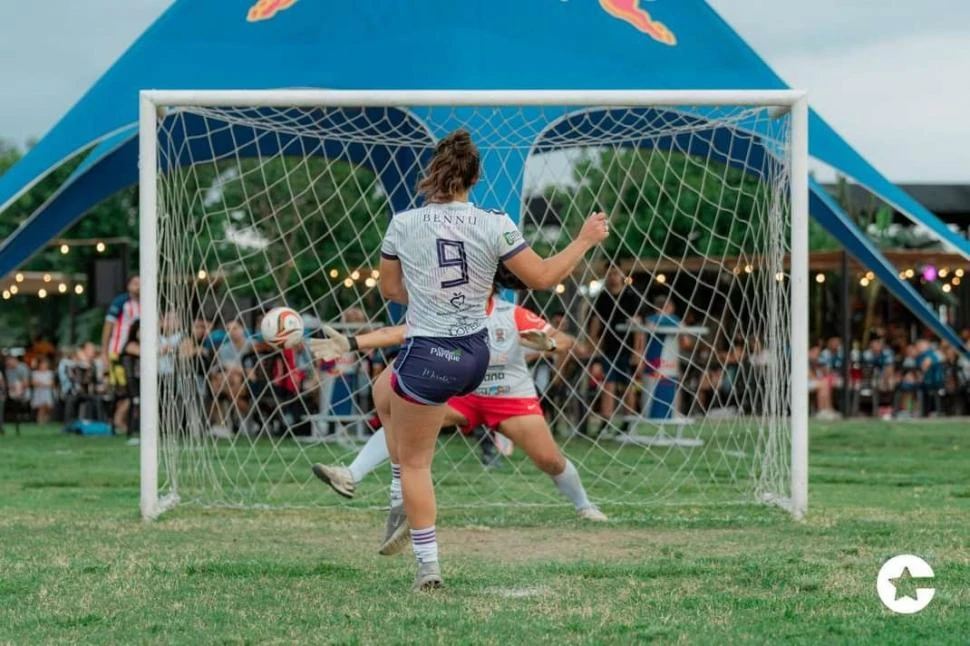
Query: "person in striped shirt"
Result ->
[[369, 128, 608, 591], [101, 275, 140, 435]]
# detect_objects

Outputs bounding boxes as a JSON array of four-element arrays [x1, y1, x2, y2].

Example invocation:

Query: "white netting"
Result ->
[[152, 99, 793, 511]]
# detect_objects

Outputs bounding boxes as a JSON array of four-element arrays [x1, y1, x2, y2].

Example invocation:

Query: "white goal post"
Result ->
[[139, 89, 809, 521]]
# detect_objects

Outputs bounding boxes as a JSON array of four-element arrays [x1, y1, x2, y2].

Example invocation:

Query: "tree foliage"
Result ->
[[167, 155, 388, 320], [0, 139, 139, 346], [535, 148, 799, 262]]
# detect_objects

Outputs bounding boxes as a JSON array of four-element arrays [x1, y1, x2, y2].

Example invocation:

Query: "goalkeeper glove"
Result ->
[[307, 325, 358, 361], [519, 329, 557, 352]]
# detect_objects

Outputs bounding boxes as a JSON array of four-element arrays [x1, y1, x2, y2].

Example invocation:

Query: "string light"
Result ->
[[364, 277, 377, 288], [957, 268, 965, 278], [623, 276, 633, 286], [350, 270, 361, 281], [774, 272, 785, 282], [860, 277, 870, 287], [10, 285, 18, 295], [43, 273, 52, 283], [815, 273, 826, 284], [95, 241, 106, 253], [371, 269, 380, 279], [14, 273, 23, 283], [328, 269, 339, 279], [656, 274, 667, 285], [953, 277, 961, 286], [343, 278, 354, 288], [904, 268, 915, 279], [57, 283, 67, 293], [555, 284, 566, 294], [197, 270, 207, 280], [59, 244, 69, 254], [1, 291, 9, 300], [865, 271, 875, 281], [744, 264, 754, 274], [588, 279, 602, 292], [939, 268, 949, 278], [942, 284, 952, 293], [38, 289, 47, 299], [74, 284, 84, 295]]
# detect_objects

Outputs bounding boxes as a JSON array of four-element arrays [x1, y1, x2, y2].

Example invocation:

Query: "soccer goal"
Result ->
[[139, 90, 808, 521]]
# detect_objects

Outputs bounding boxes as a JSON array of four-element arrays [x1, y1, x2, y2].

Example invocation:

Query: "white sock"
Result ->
[[410, 526, 438, 564], [552, 460, 592, 511], [389, 463, 403, 508], [347, 428, 389, 483]]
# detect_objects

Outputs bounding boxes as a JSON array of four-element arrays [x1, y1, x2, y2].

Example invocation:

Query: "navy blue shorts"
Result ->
[[391, 330, 490, 405]]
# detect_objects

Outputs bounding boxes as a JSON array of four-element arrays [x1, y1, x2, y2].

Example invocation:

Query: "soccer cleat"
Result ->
[[378, 504, 410, 556], [412, 560, 443, 592], [310, 463, 356, 499], [577, 505, 608, 522]]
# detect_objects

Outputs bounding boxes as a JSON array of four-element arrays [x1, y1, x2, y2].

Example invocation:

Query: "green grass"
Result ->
[[2, 421, 969, 644]]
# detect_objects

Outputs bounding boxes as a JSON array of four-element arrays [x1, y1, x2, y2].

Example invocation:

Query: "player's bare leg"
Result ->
[[312, 403, 470, 503], [368, 369, 411, 555], [497, 415, 606, 521], [390, 393, 448, 591], [599, 381, 619, 427]]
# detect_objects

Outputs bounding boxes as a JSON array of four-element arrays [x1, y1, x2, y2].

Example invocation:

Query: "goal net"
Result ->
[[141, 91, 807, 519]]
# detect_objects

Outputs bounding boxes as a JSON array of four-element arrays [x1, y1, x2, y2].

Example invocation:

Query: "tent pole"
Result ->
[[841, 250, 852, 416]]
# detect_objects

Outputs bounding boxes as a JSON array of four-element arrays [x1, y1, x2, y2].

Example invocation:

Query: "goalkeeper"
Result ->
[[308, 268, 607, 555]]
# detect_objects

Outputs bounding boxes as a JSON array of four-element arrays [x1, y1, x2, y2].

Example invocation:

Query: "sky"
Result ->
[[0, 0, 968, 182]]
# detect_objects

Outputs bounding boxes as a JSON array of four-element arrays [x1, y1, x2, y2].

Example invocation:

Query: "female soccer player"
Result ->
[[310, 271, 607, 551], [373, 128, 608, 590]]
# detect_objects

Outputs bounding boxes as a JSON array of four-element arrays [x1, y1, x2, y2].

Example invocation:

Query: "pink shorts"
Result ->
[[446, 394, 543, 435]]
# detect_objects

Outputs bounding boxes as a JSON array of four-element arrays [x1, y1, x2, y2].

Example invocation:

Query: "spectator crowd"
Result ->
[[4, 270, 970, 441]]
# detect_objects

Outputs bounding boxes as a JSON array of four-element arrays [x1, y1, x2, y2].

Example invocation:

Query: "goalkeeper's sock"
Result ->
[[348, 428, 389, 483], [552, 460, 591, 511], [410, 526, 438, 564], [389, 463, 403, 508]]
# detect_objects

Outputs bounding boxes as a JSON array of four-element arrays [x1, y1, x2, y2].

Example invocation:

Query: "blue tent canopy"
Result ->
[[0, 0, 962, 345]]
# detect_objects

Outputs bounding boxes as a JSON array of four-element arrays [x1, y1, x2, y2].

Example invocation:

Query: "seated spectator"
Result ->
[[4, 354, 30, 405], [808, 342, 838, 420], [208, 320, 251, 436], [940, 343, 965, 415], [862, 337, 896, 418], [30, 356, 55, 424], [916, 339, 945, 416], [896, 344, 921, 417]]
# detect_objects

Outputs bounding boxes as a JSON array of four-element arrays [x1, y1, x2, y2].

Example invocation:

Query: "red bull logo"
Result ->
[[599, 0, 677, 46], [247, 0, 298, 22]]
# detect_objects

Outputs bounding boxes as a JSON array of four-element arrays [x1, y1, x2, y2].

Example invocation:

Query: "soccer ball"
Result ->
[[260, 306, 304, 348]]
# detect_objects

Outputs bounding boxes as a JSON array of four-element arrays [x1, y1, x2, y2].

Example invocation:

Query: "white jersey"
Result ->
[[381, 202, 527, 338], [475, 299, 551, 399]]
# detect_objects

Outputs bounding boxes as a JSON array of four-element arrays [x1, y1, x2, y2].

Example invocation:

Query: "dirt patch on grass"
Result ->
[[443, 526, 755, 563]]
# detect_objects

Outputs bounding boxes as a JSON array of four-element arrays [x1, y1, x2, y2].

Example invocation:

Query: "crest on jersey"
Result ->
[[495, 329, 506, 342], [503, 230, 523, 246]]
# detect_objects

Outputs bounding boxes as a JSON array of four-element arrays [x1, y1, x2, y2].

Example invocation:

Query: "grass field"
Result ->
[[2, 421, 969, 644]]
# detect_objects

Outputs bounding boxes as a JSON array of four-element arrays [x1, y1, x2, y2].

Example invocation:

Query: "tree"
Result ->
[[163, 155, 389, 323], [0, 138, 139, 345], [535, 147, 819, 261]]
